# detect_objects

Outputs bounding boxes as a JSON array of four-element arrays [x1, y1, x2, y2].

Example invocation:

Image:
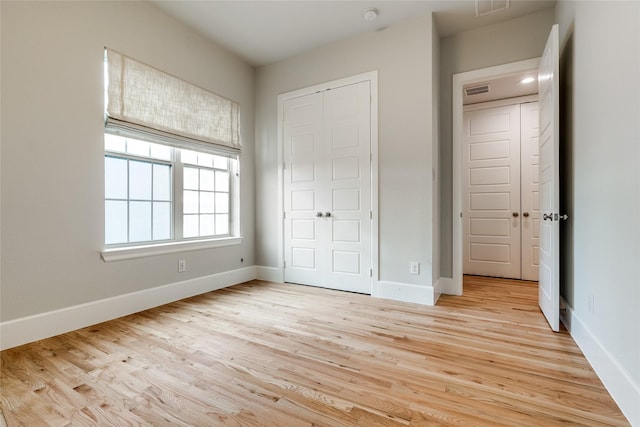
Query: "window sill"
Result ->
[[101, 237, 243, 262]]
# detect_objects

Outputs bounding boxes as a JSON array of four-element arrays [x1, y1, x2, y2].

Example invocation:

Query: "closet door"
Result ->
[[521, 102, 540, 281], [283, 81, 372, 294], [463, 105, 521, 279]]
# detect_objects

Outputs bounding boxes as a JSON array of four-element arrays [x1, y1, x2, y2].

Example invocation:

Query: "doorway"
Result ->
[[452, 58, 541, 295], [462, 98, 539, 281], [278, 72, 379, 294]]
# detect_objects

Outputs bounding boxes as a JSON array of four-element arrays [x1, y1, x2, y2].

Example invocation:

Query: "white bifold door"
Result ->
[[463, 101, 540, 281], [283, 81, 372, 294]]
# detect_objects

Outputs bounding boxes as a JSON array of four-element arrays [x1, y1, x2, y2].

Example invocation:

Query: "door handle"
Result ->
[[543, 213, 553, 221], [316, 211, 323, 218], [523, 212, 530, 218], [324, 212, 332, 218], [512, 212, 519, 218]]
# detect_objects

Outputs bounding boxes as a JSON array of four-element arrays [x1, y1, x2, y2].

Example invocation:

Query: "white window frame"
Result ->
[[101, 133, 241, 262]]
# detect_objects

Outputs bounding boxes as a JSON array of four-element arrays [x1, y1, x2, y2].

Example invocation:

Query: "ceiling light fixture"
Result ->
[[363, 8, 378, 22], [521, 77, 536, 84]]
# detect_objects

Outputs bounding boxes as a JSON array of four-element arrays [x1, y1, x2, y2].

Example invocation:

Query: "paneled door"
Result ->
[[521, 101, 540, 281], [463, 104, 522, 279], [538, 24, 560, 332], [283, 81, 372, 294]]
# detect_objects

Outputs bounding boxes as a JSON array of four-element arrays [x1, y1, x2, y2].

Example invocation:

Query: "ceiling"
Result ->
[[463, 70, 539, 105], [150, 1, 556, 67]]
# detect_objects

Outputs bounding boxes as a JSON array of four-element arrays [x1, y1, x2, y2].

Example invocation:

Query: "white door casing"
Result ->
[[521, 101, 540, 281], [538, 24, 560, 332], [283, 80, 373, 294], [463, 104, 521, 279]]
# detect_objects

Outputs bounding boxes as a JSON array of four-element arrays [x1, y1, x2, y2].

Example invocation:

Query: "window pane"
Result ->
[[129, 161, 152, 200], [150, 143, 171, 161], [200, 169, 214, 191], [105, 157, 127, 199], [184, 167, 199, 190], [105, 200, 127, 244], [216, 214, 229, 235], [129, 201, 151, 242], [127, 138, 150, 157], [213, 155, 228, 170], [105, 134, 126, 153], [181, 149, 198, 165], [200, 214, 215, 236], [215, 170, 229, 192], [215, 193, 229, 214], [183, 190, 199, 214], [200, 192, 215, 214], [153, 202, 171, 240], [197, 152, 213, 168], [153, 164, 171, 201], [183, 214, 198, 238]]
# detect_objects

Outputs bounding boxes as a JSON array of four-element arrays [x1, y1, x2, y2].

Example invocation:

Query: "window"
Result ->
[[102, 48, 241, 254], [104, 133, 235, 247]]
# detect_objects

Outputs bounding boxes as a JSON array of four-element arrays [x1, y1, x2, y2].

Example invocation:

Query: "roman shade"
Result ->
[[105, 48, 240, 154]]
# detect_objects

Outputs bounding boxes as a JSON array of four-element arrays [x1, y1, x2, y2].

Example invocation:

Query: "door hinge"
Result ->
[[283, 211, 286, 219], [370, 211, 373, 219], [283, 260, 286, 268], [369, 269, 373, 278]]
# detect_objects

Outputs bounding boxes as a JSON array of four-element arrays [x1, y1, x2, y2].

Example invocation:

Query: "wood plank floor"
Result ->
[[1, 276, 629, 426]]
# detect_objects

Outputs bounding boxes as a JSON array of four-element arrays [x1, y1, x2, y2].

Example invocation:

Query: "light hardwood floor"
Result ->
[[1, 276, 629, 426]]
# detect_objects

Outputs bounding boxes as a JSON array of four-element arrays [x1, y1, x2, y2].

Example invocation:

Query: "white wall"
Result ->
[[438, 9, 555, 277], [0, 2, 255, 326], [555, 1, 640, 424], [255, 15, 437, 299]]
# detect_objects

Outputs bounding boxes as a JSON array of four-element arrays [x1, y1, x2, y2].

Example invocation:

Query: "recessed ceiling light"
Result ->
[[521, 77, 536, 84], [363, 8, 378, 22]]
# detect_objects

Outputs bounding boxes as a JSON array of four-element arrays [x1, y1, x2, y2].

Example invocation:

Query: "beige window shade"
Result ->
[[105, 48, 240, 153]]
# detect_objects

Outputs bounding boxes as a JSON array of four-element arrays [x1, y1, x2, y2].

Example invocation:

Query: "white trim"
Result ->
[[101, 237, 243, 262], [255, 266, 284, 283], [451, 58, 541, 295], [374, 281, 437, 306], [560, 298, 639, 426], [0, 266, 256, 350], [463, 94, 539, 112], [277, 71, 380, 288], [437, 277, 457, 296]]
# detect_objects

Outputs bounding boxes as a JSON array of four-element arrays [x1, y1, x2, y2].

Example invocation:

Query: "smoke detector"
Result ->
[[363, 8, 378, 22]]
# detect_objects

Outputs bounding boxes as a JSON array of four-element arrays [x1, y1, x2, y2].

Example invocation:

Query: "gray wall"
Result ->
[[438, 8, 555, 277], [556, 0, 640, 395], [255, 15, 437, 287], [0, 1, 255, 321]]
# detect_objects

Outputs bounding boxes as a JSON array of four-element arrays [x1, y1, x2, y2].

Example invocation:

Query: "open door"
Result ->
[[538, 24, 560, 331]]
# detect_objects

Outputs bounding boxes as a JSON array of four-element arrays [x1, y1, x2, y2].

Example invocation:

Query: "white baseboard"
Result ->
[[255, 265, 283, 282], [560, 297, 639, 426], [0, 266, 257, 351], [374, 280, 436, 306], [438, 277, 455, 296]]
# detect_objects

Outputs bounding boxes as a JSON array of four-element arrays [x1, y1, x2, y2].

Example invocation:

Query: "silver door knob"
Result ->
[[523, 212, 530, 218], [324, 212, 331, 218], [543, 213, 553, 221], [512, 212, 519, 217], [316, 211, 323, 218]]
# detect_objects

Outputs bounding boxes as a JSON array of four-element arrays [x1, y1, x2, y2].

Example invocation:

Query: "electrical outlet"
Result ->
[[178, 259, 186, 273], [410, 261, 420, 275]]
